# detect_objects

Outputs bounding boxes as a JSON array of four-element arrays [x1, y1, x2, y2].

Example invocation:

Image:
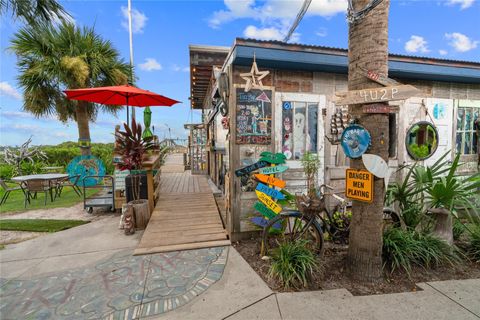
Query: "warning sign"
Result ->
[[346, 169, 373, 203]]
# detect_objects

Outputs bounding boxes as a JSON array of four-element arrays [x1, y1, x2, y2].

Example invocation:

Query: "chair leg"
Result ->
[[44, 191, 48, 206], [0, 191, 9, 205], [24, 192, 29, 208], [50, 188, 54, 202], [73, 185, 82, 197]]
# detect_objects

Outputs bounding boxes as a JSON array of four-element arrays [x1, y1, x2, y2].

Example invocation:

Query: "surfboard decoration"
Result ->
[[258, 165, 289, 175], [256, 182, 285, 200], [255, 190, 282, 214], [254, 174, 286, 189], [361, 153, 392, 190], [254, 201, 276, 220]]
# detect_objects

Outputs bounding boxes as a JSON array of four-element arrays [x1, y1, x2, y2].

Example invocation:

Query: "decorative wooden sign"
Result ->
[[236, 89, 272, 145], [254, 174, 286, 188], [259, 151, 286, 164], [254, 201, 276, 220], [255, 190, 282, 214], [345, 169, 373, 203], [256, 182, 286, 200], [362, 104, 399, 114], [235, 160, 269, 177], [334, 85, 420, 106], [258, 165, 289, 175], [250, 216, 281, 229], [365, 69, 400, 87]]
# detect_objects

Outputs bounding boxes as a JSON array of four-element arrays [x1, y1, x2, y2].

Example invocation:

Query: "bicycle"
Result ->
[[261, 184, 400, 256]]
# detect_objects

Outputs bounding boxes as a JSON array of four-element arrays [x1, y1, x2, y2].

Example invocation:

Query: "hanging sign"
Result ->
[[259, 152, 287, 164], [256, 182, 286, 200], [340, 124, 371, 159], [258, 165, 289, 175], [345, 169, 373, 203], [254, 201, 277, 220], [254, 174, 286, 189], [334, 85, 420, 106], [235, 160, 269, 177], [255, 190, 282, 214], [362, 104, 399, 114], [364, 69, 400, 87]]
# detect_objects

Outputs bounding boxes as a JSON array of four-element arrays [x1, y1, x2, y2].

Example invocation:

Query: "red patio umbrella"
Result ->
[[64, 84, 180, 125]]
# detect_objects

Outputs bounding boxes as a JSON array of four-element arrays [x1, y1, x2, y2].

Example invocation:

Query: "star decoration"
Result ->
[[240, 54, 270, 92]]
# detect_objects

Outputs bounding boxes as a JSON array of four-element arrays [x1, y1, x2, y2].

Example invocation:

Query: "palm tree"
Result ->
[[10, 23, 130, 155], [0, 0, 71, 25], [346, 0, 390, 282]]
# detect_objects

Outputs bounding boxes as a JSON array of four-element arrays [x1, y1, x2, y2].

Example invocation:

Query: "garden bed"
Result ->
[[234, 238, 480, 296]]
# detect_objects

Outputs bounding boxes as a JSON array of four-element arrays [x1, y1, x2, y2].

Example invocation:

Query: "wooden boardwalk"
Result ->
[[134, 155, 229, 255]]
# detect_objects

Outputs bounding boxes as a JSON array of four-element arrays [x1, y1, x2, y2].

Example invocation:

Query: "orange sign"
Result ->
[[254, 174, 286, 188], [345, 169, 373, 203]]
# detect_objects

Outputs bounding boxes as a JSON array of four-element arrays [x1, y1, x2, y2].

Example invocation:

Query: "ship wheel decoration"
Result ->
[[240, 53, 270, 92]]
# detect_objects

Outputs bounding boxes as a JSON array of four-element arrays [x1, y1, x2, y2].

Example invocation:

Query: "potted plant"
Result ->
[[296, 152, 324, 216], [115, 118, 154, 229]]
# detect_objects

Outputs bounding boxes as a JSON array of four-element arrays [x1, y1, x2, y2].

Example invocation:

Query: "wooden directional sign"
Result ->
[[362, 103, 399, 114], [345, 169, 373, 203], [256, 182, 285, 200], [235, 160, 269, 177], [365, 69, 400, 87], [258, 165, 289, 175], [259, 151, 287, 164], [255, 190, 282, 214], [254, 174, 286, 189], [334, 85, 420, 106], [254, 201, 276, 220], [250, 216, 281, 230]]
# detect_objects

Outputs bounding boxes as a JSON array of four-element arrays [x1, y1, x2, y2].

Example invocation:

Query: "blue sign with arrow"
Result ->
[[256, 182, 285, 200]]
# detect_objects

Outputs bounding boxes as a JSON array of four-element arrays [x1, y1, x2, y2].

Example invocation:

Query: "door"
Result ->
[[425, 98, 453, 166]]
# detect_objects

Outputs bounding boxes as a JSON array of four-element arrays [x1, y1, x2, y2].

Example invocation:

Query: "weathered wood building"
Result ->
[[189, 38, 480, 241]]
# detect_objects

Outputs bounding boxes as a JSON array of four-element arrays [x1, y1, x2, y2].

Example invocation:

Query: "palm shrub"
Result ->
[[383, 228, 462, 276], [268, 240, 321, 289], [468, 226, 480, 261], [452, 219, 466, 241]]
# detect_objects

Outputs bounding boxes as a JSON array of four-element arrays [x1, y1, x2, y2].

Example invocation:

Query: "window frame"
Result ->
[[454, 100, 479, 160]]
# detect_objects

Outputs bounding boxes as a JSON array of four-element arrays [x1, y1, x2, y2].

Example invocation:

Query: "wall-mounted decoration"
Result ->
[[340, 124, 371, 159], [362, 153, 392, 190], [236, 89, 272, 145], [405, 121, 439, 160], [283, 101, 292, 110], [221, 117, 229, 130], [240, 54, 270, 92]]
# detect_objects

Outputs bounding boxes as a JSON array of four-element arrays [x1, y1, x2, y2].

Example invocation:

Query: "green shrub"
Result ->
[[453, 219, 466, 241], [383, 228, 461, 276], [0, 164, 15, 179], [268, 240, 321, 289], [469, 226, 480, 261]]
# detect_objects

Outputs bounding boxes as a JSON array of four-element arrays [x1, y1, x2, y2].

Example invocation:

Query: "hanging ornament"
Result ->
[[240, 53, 270, 92]]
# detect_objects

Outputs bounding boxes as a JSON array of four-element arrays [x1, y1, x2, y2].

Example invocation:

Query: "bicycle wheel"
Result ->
[[261, 211, 324, 256]]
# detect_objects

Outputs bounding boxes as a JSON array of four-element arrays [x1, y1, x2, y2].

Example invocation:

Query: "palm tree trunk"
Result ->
[[76, 101, 92, 156], [346, 0, 390, 282]]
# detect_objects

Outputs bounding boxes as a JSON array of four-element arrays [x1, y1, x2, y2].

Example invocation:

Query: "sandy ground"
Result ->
[[0, 203, 117, 246]]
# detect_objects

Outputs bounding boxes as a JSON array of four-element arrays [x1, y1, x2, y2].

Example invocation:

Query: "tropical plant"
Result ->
[[453, 219, 466, 241], [383, 228, 462, 276], [300, 152, 321, 198], [10, 22, 130, 155], [268, 240, 321, 289], [468, 226, 480, 261], [0, 0, 70, 25]]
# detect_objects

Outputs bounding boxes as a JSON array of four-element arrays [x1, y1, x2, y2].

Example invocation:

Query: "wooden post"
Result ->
[[146, 170, 154, 214]]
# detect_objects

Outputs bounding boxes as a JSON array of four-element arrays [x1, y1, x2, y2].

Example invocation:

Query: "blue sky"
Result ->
[[1, 0, 479, 146]]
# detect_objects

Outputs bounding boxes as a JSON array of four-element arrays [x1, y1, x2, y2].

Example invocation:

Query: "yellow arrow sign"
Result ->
[[255, 190, 282, 214]]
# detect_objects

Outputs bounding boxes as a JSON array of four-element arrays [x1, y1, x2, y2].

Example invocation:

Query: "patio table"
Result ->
[[12, 173, 69, 183]]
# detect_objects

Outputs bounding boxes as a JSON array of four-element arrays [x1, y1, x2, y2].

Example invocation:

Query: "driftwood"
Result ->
[[430, 207, 453, 245], [124, 203, 136, 235], [130, 199, 150, 230]]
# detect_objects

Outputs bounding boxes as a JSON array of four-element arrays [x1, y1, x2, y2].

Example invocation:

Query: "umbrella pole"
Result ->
[[126, 95, 129, 126], [127, 0, 134, 125]]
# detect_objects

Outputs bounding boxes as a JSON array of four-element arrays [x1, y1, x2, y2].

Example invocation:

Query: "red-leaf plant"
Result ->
[[115, 118, 153, 200]]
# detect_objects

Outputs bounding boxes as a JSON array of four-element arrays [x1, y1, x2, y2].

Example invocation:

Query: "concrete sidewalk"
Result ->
[[1, 217, 479, 320]]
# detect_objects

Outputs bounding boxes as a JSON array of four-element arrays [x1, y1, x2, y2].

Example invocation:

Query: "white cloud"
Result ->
[[445, 32, 478, 52], [244, 25, 283, 41], [54, 131, 74, 138], [121, 6, 147, 34], [439, 49, 448, 56], [139, 58, 162, 71], [446, 0, 475, 9], [404, 35, 429, 53], [0, 82, 22, 100], [316, 27, 328, 37], [172, 64, 190, 72], [1, 111, 34, 119]]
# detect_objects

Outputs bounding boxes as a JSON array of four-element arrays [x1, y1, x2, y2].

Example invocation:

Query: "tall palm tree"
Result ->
[[10, 23, 130, 155], [0, 0, 71, 25], [346, 0, 390, 282]]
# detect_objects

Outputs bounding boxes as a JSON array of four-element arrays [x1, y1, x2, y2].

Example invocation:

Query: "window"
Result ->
[[282, 101, 318, 160], [456, 103, 479, 155]]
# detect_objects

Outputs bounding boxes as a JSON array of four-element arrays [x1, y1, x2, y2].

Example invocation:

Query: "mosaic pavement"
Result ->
[[0, 246, 228, 320]]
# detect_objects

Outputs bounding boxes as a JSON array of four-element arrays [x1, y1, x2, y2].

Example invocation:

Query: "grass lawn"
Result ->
[[0, 219, 90, 232], [0, 185, 97, 214]]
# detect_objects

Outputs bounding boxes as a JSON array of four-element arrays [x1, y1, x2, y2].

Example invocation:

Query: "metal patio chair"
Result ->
[[23, 179, 55, 207], [0, 178, 24, 206], [55, 175, 82, 198]]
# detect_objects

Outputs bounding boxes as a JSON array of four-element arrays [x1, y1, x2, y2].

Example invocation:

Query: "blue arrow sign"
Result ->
[[250, 216, 281, 230], [256, 182, 285, 200]]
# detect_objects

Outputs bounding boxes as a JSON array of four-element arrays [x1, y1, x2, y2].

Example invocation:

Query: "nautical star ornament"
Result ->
[[240, 53, 270, 92], [340, 124, 371, 159]]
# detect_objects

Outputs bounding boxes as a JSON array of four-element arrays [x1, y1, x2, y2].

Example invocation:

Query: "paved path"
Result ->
[[0, 217, 228, 320]]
